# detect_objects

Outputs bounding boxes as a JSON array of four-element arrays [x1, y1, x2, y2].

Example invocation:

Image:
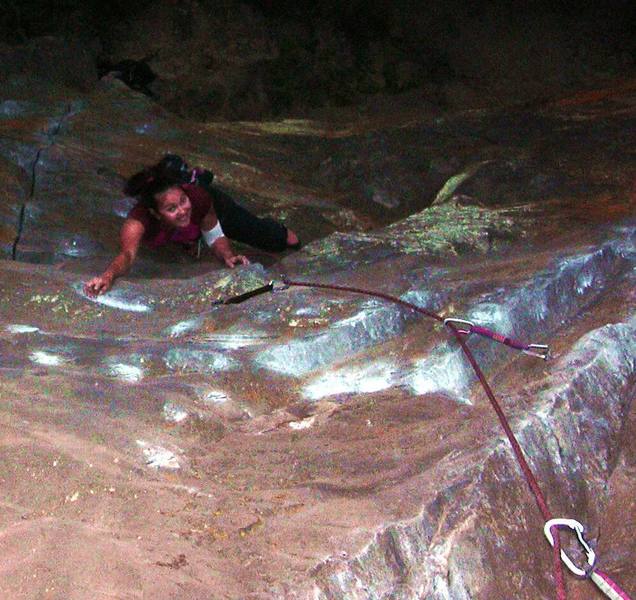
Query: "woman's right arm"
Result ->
[[84, 218, 145, 296]]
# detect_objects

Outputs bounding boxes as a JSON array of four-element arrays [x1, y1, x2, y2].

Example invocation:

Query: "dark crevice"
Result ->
[[28, 147, 43, 199], [11, 204, 26, 260], [11, 103, 74, 261]]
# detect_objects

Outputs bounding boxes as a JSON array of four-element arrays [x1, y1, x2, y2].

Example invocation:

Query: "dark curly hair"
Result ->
[[124, 154, 191, 209]]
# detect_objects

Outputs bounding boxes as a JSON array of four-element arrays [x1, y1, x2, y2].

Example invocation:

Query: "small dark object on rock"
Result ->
[[157, 155, 215, 189], [98, 59, 157, 98], [155, 554, 187, 569]]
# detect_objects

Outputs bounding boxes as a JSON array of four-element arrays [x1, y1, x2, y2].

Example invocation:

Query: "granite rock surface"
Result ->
[[0, 75, 635, 599]]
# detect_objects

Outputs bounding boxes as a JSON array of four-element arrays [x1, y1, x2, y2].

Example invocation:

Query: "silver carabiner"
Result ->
[[523, 343, 550, 360], [544, 518, 596, 578], [443, 318, 474, 336]]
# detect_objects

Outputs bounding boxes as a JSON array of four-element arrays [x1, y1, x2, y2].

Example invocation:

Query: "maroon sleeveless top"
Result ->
[[127, 184, 214, 248]]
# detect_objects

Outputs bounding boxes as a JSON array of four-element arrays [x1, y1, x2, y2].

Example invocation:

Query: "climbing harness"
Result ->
[[212, 276, 631, 600]]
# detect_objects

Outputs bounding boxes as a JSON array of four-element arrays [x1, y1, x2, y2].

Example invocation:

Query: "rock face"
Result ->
[[0, 69, 635, 599], [2, 1, 634, 120], [101, 0, 636, 120]]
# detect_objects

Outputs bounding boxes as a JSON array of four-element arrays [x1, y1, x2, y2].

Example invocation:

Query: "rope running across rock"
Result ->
[[280, 276, 566, 600], [214, 276, 633, 600]]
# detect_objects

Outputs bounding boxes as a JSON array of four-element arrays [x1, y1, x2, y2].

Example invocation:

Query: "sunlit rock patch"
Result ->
[[253, 299, 412, 376], [200, 389, 230, 405], [164, 317, 204, 338], [105, 361, 145, 383], [192, 386, 252, 420], [304, 361, 399, 400], [289, 416, 316, 430], [5, 324, 40, 334], [405, 348, 473, 402], [162, 402, 189, 423], [136, 440, 181, 470], [55, 234, 104, 258], [195, 329, 279, 349], [29, 350, 67, 367], [72, 282, 154, 313], [164, 347, 240, 374]]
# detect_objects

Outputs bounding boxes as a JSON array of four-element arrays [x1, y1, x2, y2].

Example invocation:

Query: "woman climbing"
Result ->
[[84, 154, 300, 296]]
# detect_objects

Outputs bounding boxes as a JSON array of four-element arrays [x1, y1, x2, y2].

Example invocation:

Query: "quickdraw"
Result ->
[[212, 276, 631, 600], [213, 280, 288, 305], [443, 317, 550, 359]]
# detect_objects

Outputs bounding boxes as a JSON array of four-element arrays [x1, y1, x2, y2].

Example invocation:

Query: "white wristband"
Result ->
[[201, 222, 225, 246]]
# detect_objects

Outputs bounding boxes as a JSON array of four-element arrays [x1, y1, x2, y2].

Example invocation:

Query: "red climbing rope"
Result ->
[[593, 569, 633, 600], [281, 277, 569, 598], [214, 275, 631, 599]]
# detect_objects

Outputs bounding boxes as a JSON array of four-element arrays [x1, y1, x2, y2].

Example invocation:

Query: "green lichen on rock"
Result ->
[[383, 200, 520, 255], [300, 200, 521, 266], [302, 235, 349, 258], [207, 267, 270, 304], [152, 267, 271, 310]]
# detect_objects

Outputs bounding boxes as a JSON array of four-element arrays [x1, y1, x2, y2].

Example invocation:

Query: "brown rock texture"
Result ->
[[0, 69, 635, 599]]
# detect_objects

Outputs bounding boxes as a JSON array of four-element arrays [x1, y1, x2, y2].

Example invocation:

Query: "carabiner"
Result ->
[[544, 518, 596, 578], [523, 343, 550, 360], [443, 318, 474, 336]]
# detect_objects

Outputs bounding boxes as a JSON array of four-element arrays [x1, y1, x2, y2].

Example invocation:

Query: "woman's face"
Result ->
[[154, 186, 192, 228]]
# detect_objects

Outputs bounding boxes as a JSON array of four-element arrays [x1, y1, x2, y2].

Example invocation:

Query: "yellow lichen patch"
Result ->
[[432, 160, 494, 206], [220, 119, 354, 138]]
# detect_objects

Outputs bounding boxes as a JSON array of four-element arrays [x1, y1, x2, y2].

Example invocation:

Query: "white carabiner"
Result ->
[[544, 518, 596, 577], [523, 343, 550, 360], [443, 318, 474, 336]]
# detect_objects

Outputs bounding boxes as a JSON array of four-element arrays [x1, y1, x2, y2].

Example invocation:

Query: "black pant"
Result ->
[[211, 188, 288, 252]]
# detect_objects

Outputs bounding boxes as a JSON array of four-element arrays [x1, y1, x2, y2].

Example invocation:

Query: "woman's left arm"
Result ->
[[211, 235, 249, 268], [201, 209, 249, 268]]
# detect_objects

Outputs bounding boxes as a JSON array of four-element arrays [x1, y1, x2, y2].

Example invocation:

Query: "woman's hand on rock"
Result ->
[[84, 274, 113, 297], [224, 255, 250, 268]]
